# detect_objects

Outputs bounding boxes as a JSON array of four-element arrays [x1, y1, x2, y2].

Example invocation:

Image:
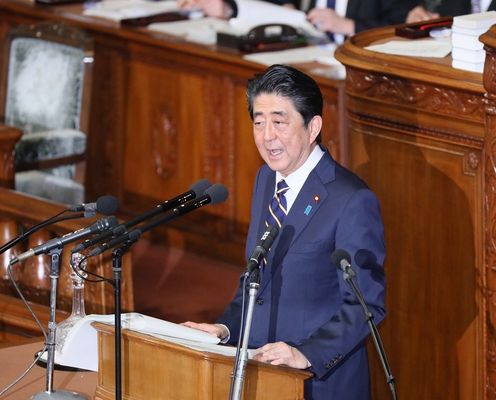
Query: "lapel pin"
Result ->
[[304, 205, 312, 216], [314, 195, 320, 203]]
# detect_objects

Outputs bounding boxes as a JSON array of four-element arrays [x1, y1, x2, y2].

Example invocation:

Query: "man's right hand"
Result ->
[[181, 321, 229, 340], [406, 6, 440, 23]]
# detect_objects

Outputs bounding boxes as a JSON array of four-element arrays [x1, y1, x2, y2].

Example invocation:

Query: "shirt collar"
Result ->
[[275, 145, 325, 195]]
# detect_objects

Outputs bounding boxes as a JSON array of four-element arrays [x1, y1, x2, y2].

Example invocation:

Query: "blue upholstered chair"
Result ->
[[1, 22, 93, 205]]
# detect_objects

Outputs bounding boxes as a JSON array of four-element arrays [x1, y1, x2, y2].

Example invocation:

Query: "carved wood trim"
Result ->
[[348, 111, 484, 149], [347, 69, 485, 122], [483, 46, 496, 400], [464, 152, 480, 176], [151, 109, 177, 179]]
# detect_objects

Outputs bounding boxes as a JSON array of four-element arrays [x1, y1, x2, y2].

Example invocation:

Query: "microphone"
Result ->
[[331, 248, 355, 277], [68, 195, 119, 216], [330, 248, 397, 400], [71, 179, 211, 253], [87, 183, 228, 257], [10, 216, 118, 265], [245, 225, 279, 274]]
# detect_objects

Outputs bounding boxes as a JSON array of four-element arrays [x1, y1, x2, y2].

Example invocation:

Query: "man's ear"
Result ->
[[308, 115, 323, 143]]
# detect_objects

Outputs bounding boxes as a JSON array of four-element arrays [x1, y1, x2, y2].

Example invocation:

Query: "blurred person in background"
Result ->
[[178, 0, 413, 44], [406, 0, 496, 23]]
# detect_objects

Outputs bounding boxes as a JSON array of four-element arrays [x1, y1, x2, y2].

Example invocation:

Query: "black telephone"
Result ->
[[217, 23, 307, 53]]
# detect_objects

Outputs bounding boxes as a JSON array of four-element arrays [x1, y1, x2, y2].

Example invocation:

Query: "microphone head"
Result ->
[[205, 184, 229, 204], [260, 225, 279, 251], [96, 195, 119, 215], [90, 215, 119, 233], [331, 249, 351, 268], [189, 179, 212, 198]]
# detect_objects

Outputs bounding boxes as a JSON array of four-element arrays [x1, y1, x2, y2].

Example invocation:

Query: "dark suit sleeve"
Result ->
[[297, 188, 386, 379], [435, 0, 471, 16], [349, 0, 416, 33]]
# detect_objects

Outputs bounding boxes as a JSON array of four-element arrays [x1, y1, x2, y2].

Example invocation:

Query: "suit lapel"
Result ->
[[258, 151, 335, 294]]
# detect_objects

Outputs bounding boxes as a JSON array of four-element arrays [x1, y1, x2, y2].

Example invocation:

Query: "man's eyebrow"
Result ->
[[253, 110, 288, 117]]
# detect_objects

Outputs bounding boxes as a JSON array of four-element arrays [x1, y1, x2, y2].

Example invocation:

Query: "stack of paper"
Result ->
[[451, 11, 496, 73], [83, 0, 186, 21], [365, 39, 452, 58], [243, 44, 346, 80], [45, 313, 249, 371]]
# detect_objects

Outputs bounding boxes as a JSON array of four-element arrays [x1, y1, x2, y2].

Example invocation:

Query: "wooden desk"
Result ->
[[93, 322, 311, 400], [0, 340, 97, 399], [336, 26, 487, 400], [0, 0, 345, 267]]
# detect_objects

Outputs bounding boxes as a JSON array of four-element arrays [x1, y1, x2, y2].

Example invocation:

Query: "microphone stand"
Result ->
[[32, 248, 86, 400], [111, 240, 136, 400], [342, 267, 397, 400], [230, 269, 260, 400]]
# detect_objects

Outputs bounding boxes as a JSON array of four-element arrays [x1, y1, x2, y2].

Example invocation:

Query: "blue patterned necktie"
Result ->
[[266, 180, 290, 229], [325, 0, 335, 41]]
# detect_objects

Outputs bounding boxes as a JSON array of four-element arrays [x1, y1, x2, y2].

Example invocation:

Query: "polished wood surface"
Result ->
[[0, 0, 345, 268], [0, 340, 97, 398], [93, 322, 311, 400], [336, 26, 486, 400], [0, 124, 21, 188]]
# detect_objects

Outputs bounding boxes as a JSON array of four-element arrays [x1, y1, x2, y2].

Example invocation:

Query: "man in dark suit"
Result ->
[[305, 0, 411, 40], [406, 0, 496, 22], [177, 0, 410, 39], [183, 64, 386, 400]]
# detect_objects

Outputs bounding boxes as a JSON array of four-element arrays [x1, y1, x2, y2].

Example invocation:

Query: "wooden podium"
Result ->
[[93, 322, 312, 400]]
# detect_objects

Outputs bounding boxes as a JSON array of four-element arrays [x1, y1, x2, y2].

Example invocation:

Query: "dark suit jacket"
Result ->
[[304, 0, 411, 32], [426, 0, 496, 15], [218, 149, 386, 400], [227, 0, 411, 30]]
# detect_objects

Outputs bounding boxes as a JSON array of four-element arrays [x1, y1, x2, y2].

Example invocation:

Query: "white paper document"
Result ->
[[243, 44, 346, 80], [365, 38, 452, 58], [452, 11, 496, 30], [50, 312, 235, 371], [83, 0, 184, 21], [148, 0, 325, 45], [149, 18, 232, 45], [232, 0, 325, 38]]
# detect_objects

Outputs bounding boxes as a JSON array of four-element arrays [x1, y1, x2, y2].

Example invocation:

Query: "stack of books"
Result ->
[[451, 11, 496, 73]]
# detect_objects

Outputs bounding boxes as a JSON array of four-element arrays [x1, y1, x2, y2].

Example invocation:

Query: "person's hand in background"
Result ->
[[406, 5, 440, 23], [307, 7, 355, 35], [177, 0, 234, 19]]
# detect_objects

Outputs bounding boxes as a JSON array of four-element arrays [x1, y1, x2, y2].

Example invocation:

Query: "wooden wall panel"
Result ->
[[350, 122, 483, 399], [336, 25, 487, 400]]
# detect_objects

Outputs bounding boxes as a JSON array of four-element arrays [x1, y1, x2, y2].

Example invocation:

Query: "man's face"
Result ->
[[252, 93, 320, 177]]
